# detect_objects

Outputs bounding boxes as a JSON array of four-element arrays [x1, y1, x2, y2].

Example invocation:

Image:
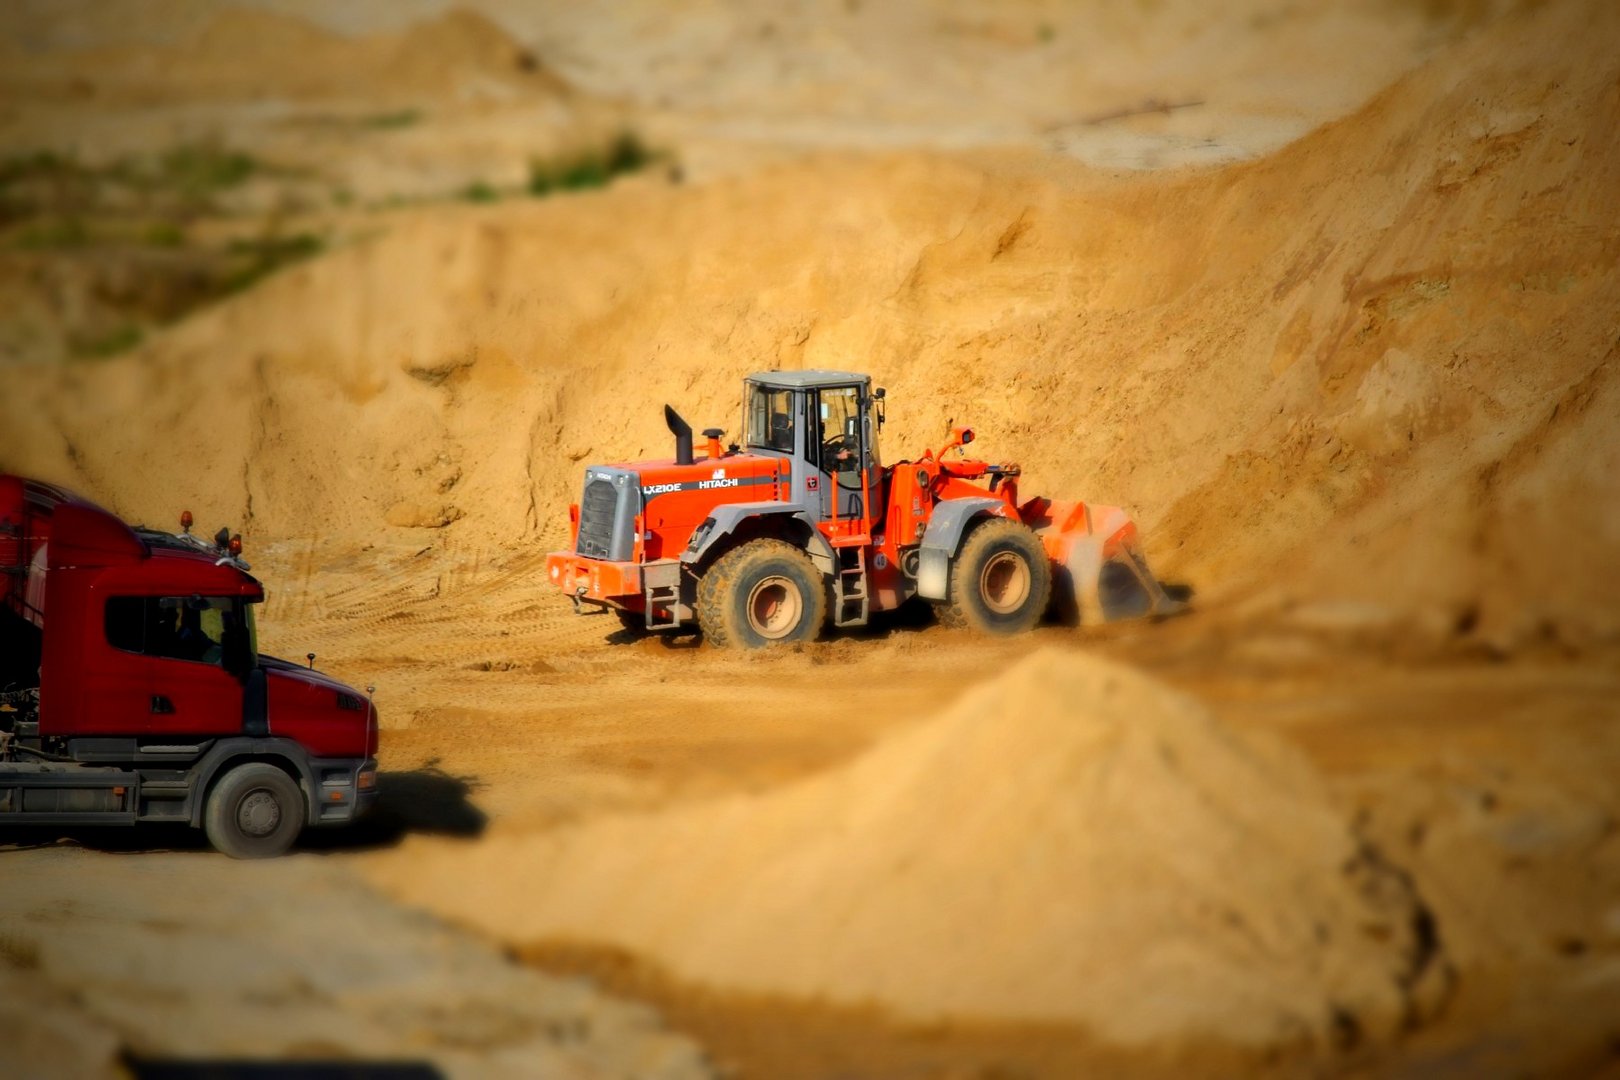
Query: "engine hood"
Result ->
[[260, 654, 361, 696], [260, 654, 376, 758]]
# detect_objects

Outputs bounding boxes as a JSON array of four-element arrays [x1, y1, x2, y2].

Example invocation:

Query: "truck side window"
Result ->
[[104, 597, 146, 653], [104, 596, 234, 665]]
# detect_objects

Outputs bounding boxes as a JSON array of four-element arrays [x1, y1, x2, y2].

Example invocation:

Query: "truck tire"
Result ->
[[938, 517, 1052, 635], [697, 539, 827, 649], [204, 762, 305, 859]]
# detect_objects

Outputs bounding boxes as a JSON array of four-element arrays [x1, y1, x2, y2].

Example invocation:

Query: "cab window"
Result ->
[[746, 385, 796, 452], [814, 386, 878, 471], [105, 596, 246, 666]]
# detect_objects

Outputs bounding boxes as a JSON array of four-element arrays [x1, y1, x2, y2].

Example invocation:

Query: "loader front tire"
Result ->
[[939, 518, 1052, 635], [697, 539, 827, 649]]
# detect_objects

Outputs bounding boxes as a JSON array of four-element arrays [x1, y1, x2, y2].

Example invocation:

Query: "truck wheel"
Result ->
[[697, 539, 827, 649], [204, 763, 305, 859], [938, 518, 1052, 635]]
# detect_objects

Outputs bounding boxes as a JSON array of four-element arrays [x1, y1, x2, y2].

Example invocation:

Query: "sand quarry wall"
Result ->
[[0, 7, 571, 106], [1, 0, 1617, 644]]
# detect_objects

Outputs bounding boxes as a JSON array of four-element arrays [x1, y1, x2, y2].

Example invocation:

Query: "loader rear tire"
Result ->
[[938, 518, 1052, 635], [204, 762, 304, 859], [697, 539, 827, 649]]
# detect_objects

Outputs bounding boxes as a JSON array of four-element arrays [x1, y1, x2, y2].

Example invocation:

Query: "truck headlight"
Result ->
[[357, 768, 377, 792]]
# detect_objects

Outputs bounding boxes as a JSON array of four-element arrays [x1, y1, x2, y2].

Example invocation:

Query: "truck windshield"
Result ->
[[745, 385, 796, 452]]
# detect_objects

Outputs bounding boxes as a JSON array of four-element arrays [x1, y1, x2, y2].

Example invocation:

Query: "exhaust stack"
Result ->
[[664, 405, 694, 466]]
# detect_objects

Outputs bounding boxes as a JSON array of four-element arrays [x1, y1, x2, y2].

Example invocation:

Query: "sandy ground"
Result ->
[[0, 847, 709, 1079], [10, 562, 1620, 1076], [3, 1, 1620, 1077]]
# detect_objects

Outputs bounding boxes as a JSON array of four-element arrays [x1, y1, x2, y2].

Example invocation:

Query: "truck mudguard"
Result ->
[[916, 496, 1008, 600], [180, 737, 317, 827], [682, 502, 836, 575]]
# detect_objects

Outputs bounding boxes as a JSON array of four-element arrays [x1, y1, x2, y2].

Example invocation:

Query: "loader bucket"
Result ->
[[1026, 499, 1187, 626]]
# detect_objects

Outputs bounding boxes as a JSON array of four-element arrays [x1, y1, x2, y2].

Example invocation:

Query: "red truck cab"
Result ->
[[1, 475, 377, 857]]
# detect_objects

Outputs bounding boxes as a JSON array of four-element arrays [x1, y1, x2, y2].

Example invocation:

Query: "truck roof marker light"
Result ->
[[229, 534, 243, 556], [180, 511, 193, 534]]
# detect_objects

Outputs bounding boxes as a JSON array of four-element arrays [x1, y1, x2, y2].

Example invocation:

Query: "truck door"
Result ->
[[144, 596, 247, 737], [812, 385, 879, 528], [103, 595, 247, 736], [88, 592, 158, 735]]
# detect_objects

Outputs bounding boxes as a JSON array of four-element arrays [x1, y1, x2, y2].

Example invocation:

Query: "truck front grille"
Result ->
[[576, 479, 620, 559]]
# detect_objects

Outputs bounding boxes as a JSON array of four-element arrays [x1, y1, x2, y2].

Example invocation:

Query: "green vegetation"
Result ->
[[14, 216, 90, 250], [143, 221, 186, 248], [157, 142, 257, 196], [0, 141, 263, 222], [460, 180, 501, 204], [528, 131, 656, 197], [220, 232, 326, 295], [0, 150, 75, 188], [360, 109, 423, 130], [71, 324, 143, 359], [1037, 23, 1056, 44]]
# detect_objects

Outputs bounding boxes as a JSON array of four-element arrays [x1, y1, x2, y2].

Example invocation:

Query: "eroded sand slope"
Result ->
[[3, 0, 1615, 642]]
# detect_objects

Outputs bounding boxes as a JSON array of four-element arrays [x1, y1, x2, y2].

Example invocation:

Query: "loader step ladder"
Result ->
[[831, 545, 869, 628], [642, 559, 682, 630]]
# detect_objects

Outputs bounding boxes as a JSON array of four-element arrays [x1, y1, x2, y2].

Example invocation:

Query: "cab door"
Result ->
[[144, 596, 245, 738], [70, 588, 156, 736], [811, 385, 879, 530]]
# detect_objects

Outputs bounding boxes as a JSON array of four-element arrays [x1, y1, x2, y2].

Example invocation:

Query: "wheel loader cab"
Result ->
[[742, 371, 883, 529]]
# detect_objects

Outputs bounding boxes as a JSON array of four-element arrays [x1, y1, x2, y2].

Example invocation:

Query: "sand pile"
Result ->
[[1, 0, 1616, 643], [370, 650, 1443, 1048]]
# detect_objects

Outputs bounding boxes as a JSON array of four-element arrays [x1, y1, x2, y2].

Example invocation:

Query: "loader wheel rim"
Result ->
[[981, 551, 1031, 615], [746, 576, 802, 639], [237, 789, 282, 838]]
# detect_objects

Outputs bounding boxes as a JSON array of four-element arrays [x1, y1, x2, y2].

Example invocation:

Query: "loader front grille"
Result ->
[[576, 479, 620, 559]]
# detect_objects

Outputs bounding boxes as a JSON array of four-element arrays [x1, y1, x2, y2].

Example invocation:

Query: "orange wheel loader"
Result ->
[[546, 370, 1184, 648]]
